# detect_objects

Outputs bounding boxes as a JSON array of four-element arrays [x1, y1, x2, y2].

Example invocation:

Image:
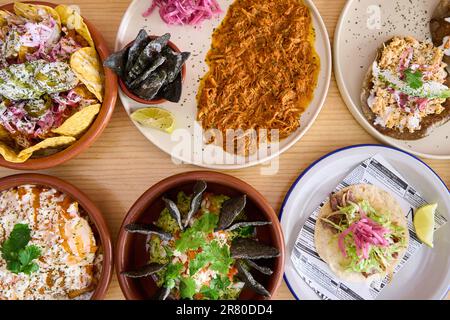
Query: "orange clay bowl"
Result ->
[[116, 171, 285, 300], [118, 36, 186, 105], [0, 1, 117, 170], [0, 173, 113, 300]]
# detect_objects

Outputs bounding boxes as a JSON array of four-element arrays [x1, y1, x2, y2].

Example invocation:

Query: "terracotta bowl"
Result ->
[[116, 171, 285, 300], [0, 173, 113, 300], [0, 1, 117, 170], [118, 36, 186, 105]]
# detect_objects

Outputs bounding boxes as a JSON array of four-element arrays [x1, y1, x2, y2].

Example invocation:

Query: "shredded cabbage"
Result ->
[[334, 200, 406, 274]]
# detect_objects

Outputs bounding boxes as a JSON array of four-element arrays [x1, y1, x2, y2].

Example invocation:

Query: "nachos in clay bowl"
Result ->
[[0, 2, 117, 170]]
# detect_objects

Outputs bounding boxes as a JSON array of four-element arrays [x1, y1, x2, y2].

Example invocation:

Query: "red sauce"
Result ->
[[31, 187, 42, 227]]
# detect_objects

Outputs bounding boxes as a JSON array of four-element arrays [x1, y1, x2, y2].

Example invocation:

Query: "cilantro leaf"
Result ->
[[18, 245, 41, 268], [208, 241, 233, 274], [1, 224, 31, 258], [175, 213, 218, 253], [1, 240, 17, 261], [212, 275, 231, 290], [8, 224, 31, 249], [21, 262, 39, 275], [192, 213, 218, 233], [180, 277, 196, 299], [0, 224, 41, 275], [164, 262, 183, 289], [189, 252, 210, 275], [188, 240, 233, 276], [201, 275, 232, 300], [175, 228, 206, 252], [7, 260, 21, 274], [404, 68, 423, 89], [200, 285, 220, 300]]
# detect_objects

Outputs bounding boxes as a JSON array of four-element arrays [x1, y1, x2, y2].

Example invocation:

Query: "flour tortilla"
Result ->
[[314, 184, 409, 283], [360, 38, 450, 140]]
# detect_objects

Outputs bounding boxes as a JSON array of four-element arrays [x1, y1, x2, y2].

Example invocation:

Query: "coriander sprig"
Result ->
[[404, 68, 423, 89], [0, 224, 41, 275]]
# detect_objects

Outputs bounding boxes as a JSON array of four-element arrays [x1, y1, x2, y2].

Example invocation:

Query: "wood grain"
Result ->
[[0, 0, 448, 300]]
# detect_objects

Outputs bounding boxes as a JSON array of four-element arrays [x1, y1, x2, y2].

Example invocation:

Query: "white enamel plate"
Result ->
[[280, 145, 450, 300], [335, 0, 450, 160], [116, 0, 331, 169]]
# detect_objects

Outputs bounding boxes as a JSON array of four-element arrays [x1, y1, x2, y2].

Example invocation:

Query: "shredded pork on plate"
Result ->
[[197, 0, 320, 155]]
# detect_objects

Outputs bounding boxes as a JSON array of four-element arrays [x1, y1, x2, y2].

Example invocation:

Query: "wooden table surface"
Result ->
[[0, 0, 448, 300]]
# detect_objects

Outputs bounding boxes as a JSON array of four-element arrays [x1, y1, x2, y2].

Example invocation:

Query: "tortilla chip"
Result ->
[[55, 4, 94, 48], [73, 84, 96, 99], [52, 104, 100, 136], [0, 142, 31, 163], [0, 10, 8, 26], [17, 136, 76, 158], [70, 47, 104, 102], [0, 125, 11, 141], [14, 2, 61, 27]]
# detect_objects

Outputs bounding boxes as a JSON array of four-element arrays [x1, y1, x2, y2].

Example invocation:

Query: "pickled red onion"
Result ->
[[143, 0, 222, 25], [338, 215, 390, 260]]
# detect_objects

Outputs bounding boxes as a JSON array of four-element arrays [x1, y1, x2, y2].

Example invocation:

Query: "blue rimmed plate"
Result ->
[[280, 144, 449, 300]]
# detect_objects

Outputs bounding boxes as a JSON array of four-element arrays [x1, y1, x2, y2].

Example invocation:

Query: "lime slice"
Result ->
[[413, 203, 437, 248], [130, 107, 175, 134]]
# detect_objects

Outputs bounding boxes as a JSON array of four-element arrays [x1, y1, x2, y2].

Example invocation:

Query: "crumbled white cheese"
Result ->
[[373, 106, 394, 128], [192, 268, 218, 291], [407, 113, 421, 130], [212, 231, 229, 246], [367, 93, 376, 108]]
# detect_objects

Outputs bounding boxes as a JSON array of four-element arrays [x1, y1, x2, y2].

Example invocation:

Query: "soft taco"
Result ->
[[360, 36, 450, 140], [430, 0, 450, 66], [315, 184, 409, 283]]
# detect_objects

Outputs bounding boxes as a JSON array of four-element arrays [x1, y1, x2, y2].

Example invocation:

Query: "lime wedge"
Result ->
[[413, 203, 437, 248], [130, 107, 175, 134]]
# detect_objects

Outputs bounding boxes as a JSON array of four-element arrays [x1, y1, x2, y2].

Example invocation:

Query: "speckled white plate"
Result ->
[[334, 0, 450, 160], [115, 0, 331, 169]]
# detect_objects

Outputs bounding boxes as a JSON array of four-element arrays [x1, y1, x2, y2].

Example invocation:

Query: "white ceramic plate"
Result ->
[[115, 0, 331, 169], [280, 144, 450, 300], [334, 0, 450, 160]]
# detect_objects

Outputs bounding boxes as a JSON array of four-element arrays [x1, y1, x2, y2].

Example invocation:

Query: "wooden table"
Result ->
[[0, 0, 448, 300]]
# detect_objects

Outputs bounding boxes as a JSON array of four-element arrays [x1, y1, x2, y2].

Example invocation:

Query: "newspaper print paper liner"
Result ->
[[280, 145, 450, 300]]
